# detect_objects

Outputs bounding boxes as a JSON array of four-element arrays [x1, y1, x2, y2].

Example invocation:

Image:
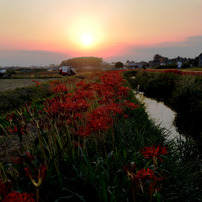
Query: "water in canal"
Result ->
[[135, 92, 185, 142]]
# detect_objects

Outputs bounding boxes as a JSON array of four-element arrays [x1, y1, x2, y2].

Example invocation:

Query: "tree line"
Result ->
[[60, 57, 103, 68]]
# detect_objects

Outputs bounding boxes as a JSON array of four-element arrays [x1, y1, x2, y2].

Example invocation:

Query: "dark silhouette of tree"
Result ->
[[115, 62, 123, 68], [153, 54, 163, 62], [60, 57, 103, 68]]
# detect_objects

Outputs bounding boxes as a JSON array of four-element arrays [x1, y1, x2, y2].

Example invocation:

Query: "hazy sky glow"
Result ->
[[0, 0, 202, 66]]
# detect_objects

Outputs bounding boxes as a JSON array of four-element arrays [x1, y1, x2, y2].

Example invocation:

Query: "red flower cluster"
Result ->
[[0, 181, 12, 200], [141, 145, 168, 162], [76, 103, 124, 136], [124, 100, 139, 110], [124, 165, 163, 195], [50, 80, 68, 94], [8, 126, 17, 134], [2, 191, 35, 202], [27, 71, 140, 155], [135, 168, 156, 181], [86, 107, 113, 132], [135, 168, 162, 194], [32, 80, 41, 86], [143, 69, 202, 76], [44, 96, 89, 119]]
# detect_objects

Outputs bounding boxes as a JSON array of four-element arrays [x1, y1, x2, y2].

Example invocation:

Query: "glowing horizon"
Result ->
[[0, 0, 202, 66]]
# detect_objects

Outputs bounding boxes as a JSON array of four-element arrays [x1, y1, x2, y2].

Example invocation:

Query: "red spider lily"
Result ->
[[2, 191, 35, 202], [0, 181, 12, 200], [135, 168, 162, 194], [97, 90, 115, 104], [32, 80, 41, 86], [91, 83, 102, 95], [86, 107, 113, 132], [72, 89, 95, 101], [135, 168, 156, 181], [141, 145, 168, 162], [49, 80, 61, 86], [44, 95, 89, 119], [117, 86, 130, 99], [50, 82, 68, 94], [76, 126, 91, 137], [143, 69, 202, 76], [104, 103, 123, 115], [100, 71, 126, 87], [76, 80, 94, 91], [135, 168, 163, 197], [76, 80, 86, 88], [88, 113, 113, 132], [124, 165, 164, 196], [24, 164, 47, 187], [8, 124, 26, 135], [124, 101, 139, 110], [72, 112, 84, 120], [8, 126, 17, 134]]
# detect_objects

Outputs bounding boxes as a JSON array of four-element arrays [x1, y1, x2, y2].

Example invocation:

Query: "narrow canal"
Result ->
[[135, 92, 185, 142]]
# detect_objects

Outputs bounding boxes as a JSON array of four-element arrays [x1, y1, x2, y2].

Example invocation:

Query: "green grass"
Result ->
[[1, 71, 202, 201]]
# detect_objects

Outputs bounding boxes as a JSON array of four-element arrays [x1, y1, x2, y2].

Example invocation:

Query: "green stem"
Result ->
[[132, 186, 136, 202], [36, 187, 39, 202]]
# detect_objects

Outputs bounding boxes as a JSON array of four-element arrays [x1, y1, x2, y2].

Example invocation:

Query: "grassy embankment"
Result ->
[[0, 70, 201, 201], [124, 69, 202, 144], [0, 80, 54, 126]]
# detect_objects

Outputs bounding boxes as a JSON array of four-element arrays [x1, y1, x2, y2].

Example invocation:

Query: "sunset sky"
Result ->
[[0, 0, 202, 66]]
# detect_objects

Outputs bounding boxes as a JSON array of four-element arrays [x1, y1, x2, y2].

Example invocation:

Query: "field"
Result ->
[[0, 69, 201, 202], [0, 78, 57, 92]]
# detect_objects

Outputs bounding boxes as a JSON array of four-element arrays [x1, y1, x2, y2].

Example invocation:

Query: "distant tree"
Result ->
[[60, 57, 103, 68], [153, 54, 163, 62], [115, 62, 124, 68], [193, 56, 199, 66]]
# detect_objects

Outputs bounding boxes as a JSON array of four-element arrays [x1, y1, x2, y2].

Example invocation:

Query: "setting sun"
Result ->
[[81, 34, 93, 46], [65, 16, 105, 52]]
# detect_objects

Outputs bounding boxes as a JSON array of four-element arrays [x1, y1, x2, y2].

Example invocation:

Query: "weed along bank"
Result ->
[[0, 70, 202, 201]]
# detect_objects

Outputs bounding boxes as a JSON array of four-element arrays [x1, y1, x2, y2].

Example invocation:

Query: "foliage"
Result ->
[[124, 69, 202, 141], [172, 76, 202, 139], [115, 62, 124, 68], [0, 70, 201, 201], [0, 83, 53, 115], [60, 57, 103, 68]]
